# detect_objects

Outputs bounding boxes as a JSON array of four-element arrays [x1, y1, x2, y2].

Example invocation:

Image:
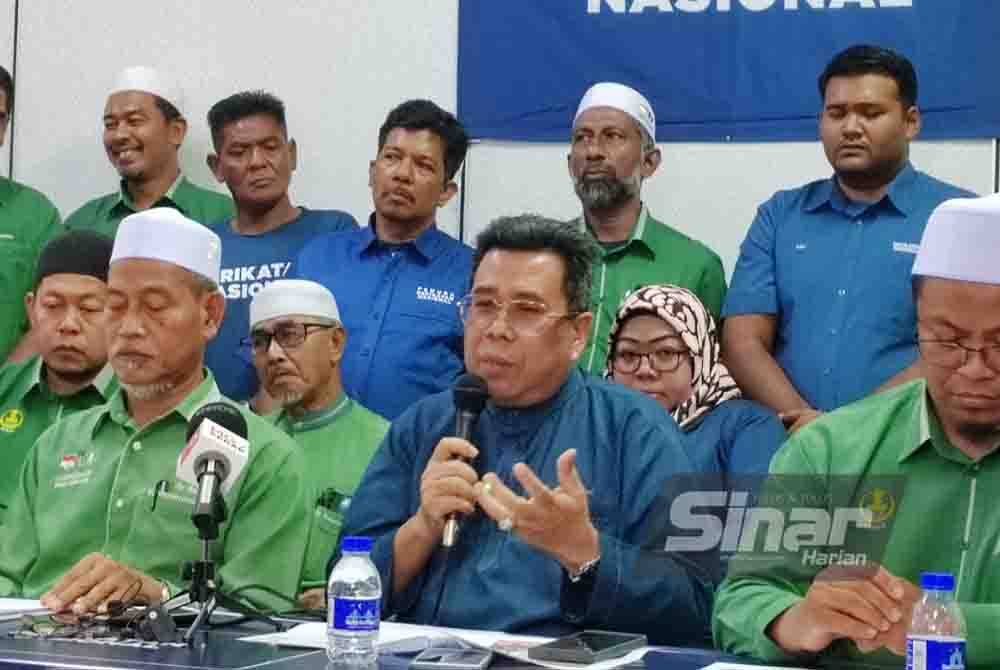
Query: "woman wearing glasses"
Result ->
[[604, 284, 785, 478]]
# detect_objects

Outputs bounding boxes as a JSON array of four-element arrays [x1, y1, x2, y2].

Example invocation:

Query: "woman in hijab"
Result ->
[[605, 284, 786, 476]]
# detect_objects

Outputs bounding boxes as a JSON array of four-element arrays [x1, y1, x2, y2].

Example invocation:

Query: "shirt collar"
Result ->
[[97, 368, 223, 436], [25, 356, 116, 400], [898, 381, 982, 466], [361, 212, 444, 262], [804, 162, 916, 216], [578, 204, 655, 258], [275, 392, 352, 433], [114, 172, 186, 214], [485, 368, 583, 439]]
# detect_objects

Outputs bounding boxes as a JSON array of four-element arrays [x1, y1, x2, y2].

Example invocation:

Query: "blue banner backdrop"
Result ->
[[457, 1, 1000, 142]]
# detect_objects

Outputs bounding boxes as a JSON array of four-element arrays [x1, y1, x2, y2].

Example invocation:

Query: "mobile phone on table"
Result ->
[[527, 630, 647, 664], [412, 646, 494, 670]]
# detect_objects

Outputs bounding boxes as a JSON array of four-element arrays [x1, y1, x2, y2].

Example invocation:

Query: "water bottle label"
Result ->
[[330, 596, 380, 632], [906, 636, 966, 670]]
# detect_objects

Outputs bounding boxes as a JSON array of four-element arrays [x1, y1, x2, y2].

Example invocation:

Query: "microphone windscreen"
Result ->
[[187, 402, 249, 441], [453, 373, 488, 414]]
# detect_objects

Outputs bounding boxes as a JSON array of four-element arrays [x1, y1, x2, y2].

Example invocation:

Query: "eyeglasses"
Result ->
[[612, 348, 688, 374], [919, 339, 1000, 372], [457, 295, 578, 336], [244, 323, 335, 355]]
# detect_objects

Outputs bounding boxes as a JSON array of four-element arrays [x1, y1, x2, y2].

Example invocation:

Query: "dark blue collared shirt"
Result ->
[[723, 163, 974, 411], [295, 216, 473, 420], [341, 369, 714, 644]]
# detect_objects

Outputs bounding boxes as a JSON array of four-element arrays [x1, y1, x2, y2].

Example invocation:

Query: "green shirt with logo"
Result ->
[[64, 174, 234, 237], [714, 379, 1000, 667], [577, 206, 727, 374], [0, 371, 309, 611], [0, 177, 62, 362], [0, 356, 115, 522], [270, 394, 389, 591]]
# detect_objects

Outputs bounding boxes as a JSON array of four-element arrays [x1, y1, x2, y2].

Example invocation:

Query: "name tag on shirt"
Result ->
[[892, 242, 920, 255]]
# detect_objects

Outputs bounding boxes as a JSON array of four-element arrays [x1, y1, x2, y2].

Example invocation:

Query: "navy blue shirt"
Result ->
[[295, 217, 473, 420], [342, 370, 715, 644], [205, 208, 358, 400], [686, 398, 786, 482], [723, 163, 974, 411]]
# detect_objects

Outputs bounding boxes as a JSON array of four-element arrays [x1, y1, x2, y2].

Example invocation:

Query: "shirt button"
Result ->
[[830, 328, 838, 335], [115, 498, 125, 509], [837, 288, 847, 297], [132, 441, 142, 452], [823, 368, 832, 375], [360, 347, 371, 357]]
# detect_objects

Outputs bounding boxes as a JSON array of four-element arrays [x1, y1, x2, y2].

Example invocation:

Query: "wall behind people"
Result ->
[[6, 1, 995, 275], [1, 0, 13, 174]]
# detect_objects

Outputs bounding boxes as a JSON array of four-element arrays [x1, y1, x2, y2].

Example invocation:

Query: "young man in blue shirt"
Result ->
[[722, 45, 974, 432], [203, 91, 357, 404], [296, 100, 472, 420]]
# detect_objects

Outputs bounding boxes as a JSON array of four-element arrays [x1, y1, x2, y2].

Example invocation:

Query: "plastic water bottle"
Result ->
[[327, 536, 381, 666], [906, 572, 967, 670]]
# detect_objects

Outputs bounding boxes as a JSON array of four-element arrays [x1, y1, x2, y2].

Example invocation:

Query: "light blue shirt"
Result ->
[[723, 163, 974, 411]]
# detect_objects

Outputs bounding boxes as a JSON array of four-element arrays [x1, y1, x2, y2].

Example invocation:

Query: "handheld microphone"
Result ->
[[442, 373, 488, 548], [177, 402, 249, 539]]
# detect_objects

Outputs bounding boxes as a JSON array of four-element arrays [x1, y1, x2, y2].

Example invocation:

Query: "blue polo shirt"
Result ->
[[295, 216, 473, 420], [722, 163, 974, 411], [205, 208, 359, 401]]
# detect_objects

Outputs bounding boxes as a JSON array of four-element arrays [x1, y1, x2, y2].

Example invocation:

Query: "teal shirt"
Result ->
[[270, 394, 388, 590], [0, 177, 62, 362], [577, 206, 727, 374], [0, 356, 115, 521], [0, 371, 309, 611], [713, 379, 1000, 667], [64, 174, 233, 237]]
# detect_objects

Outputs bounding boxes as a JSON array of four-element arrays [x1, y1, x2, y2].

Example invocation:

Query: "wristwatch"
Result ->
[[567, 554, 601, 583]]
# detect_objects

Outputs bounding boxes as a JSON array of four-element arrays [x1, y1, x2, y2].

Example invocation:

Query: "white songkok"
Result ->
[[250, 280, 341, 329], [111, 66, 183, 113], [110, 207, 221, 283], [573, 82, 656, 141], [912, 194, 1000, 286]]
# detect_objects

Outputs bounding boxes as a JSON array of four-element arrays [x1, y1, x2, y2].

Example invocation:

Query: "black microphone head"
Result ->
[[453, 373, 488, 414], [186, 401, 248, 442]]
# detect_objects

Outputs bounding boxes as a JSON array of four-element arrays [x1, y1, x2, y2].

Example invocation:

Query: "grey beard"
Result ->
[[273, 388, 305, 407], [121, 380, 176, 401], [574, 173, 640, 211]]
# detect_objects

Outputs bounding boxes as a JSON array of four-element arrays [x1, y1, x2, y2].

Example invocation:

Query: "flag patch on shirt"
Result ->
[[416, 286, 456, 305], [892, 242, 920, 255]]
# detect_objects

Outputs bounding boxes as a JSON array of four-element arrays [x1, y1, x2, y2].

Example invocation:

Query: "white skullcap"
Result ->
[[111, 66, 183, 113], [110, 207, 221, 283], [250, 280, 341, 329], [912, 194, 1000, 286], [573, 82, 656, 141]]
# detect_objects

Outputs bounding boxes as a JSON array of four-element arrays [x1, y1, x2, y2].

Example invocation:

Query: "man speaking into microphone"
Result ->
[[0, 208, 309, 614], [342, 215, 713, 643]]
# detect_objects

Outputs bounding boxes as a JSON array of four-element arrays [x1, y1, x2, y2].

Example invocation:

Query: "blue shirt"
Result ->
[[686, 399, 786, 481], [205, 208, 358, 400], [295, 216, 473, 420], [341, 369, 715, 644], [722, 163, 974, 411]]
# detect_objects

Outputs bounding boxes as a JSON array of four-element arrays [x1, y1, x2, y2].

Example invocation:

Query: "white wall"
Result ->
[[0, 0, 13, 174], [6, 1, 996, 276], [10, 0, 461, 235]]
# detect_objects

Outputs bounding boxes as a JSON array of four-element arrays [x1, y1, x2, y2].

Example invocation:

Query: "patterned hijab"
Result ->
[[604, 284, 741, 430]]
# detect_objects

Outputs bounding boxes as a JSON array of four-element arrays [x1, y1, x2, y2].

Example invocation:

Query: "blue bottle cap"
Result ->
[[340, 536, 374, 553], [920, 572, 955, 591]]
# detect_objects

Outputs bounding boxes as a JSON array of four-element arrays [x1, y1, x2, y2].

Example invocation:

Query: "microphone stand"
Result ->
[[165, 473, 283, 645]]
